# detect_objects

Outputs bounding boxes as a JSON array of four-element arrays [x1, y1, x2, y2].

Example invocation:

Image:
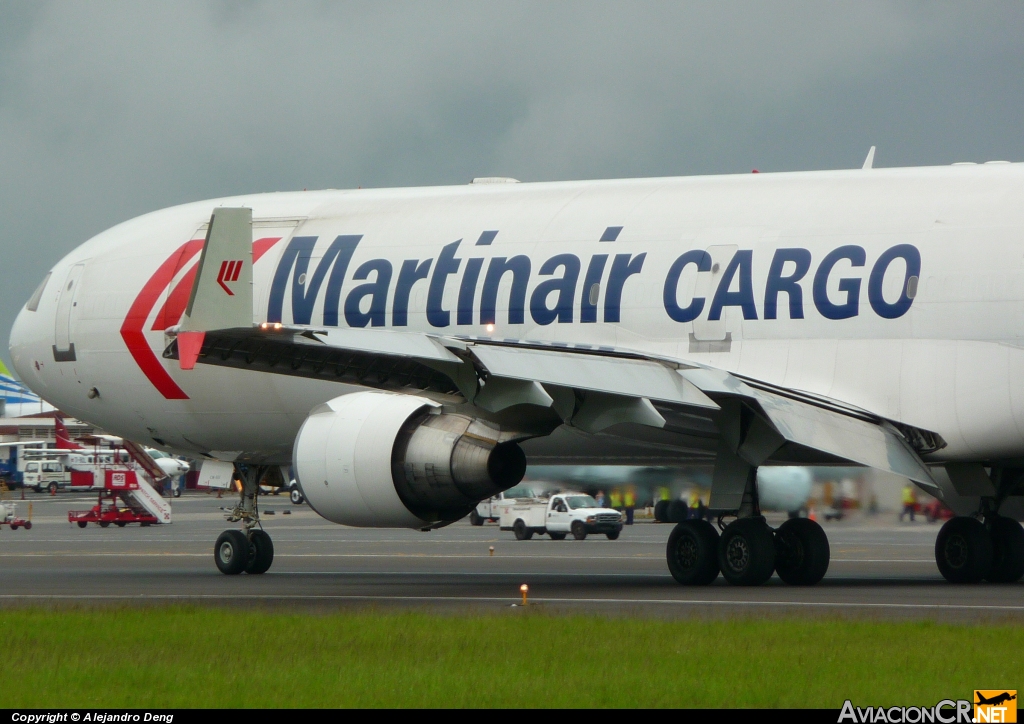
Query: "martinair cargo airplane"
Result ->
[[9, 162, 1024, 586]]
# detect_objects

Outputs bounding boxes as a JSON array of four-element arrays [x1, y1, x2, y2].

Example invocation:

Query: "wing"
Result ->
[[163, 323, 941, 494]]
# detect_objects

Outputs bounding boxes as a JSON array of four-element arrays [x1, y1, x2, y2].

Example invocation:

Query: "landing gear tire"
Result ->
[[719, 517, 776, 586], [571, 521, 588, 540], [549, 532, 566, 540], [245, 530, 274, 575], [935, 516, 992, 583], [773, 517, 830, 586], [290, 488, 304, 505], [469, 510, 484, 527], [215, 530, 250, 575], [606, 531, 620, 540], [666, 520, 720, 585], [513, 519, 533, 540], [985, 516, 1024, 583]]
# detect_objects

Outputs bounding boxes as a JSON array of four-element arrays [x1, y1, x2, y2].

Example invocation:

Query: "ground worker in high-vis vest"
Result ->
[[899, 483, 917, 523], [610, 489, 622, 511], [686, 488, 701, 520], [623, 487, 636, 525]]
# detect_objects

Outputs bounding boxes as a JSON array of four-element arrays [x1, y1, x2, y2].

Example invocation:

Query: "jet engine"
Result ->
[[293, 390, 526, 528]]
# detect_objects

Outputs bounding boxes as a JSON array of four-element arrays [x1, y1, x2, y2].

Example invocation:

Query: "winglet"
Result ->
[[180, 207, 253, 336], [862, 146, 876, 170]]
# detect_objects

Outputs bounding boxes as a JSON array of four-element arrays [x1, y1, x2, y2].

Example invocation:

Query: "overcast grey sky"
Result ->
[[2, 1, 1023, 369]]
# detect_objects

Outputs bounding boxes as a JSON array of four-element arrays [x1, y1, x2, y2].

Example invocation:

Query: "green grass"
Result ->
[[0, 607, 1018, 708]]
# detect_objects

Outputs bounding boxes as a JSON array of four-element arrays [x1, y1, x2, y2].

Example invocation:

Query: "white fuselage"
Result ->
[[9, 164, 1024, 464]]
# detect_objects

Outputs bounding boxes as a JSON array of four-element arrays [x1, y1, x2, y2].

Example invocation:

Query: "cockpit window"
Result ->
[[26, 272, 51, 312]]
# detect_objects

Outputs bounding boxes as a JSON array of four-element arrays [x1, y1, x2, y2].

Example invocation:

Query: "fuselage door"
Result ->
[[53, 263, 86, 361], [691, 245, 737, 345]]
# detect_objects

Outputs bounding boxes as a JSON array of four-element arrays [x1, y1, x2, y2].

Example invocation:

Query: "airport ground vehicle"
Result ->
[[469, 485, 536, 525], [67, 467, 170, 527], [12, 162, 1024, 584], [500, 493, 623, 540], [0, 501, 32, 530], [24, 459, 70, 493], [0, 447, 25, 489], [287, 480, 304, 505]]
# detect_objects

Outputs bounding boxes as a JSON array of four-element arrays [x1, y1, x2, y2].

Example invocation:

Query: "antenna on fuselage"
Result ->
[[862, 146, 876, 170]]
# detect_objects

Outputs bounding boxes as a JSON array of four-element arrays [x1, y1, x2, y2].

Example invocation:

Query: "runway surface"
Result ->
[[1, 491, 1022, 620]]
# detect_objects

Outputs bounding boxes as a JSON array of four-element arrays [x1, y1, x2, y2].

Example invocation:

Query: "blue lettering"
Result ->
[[481, 256, 531, 325], [267, 235, 361, 325], [392, 259, 432, 326], [604, 253, 646, 323], [530, 254, 581, 325], [663, 250, 711, 323], [708, 250, 757, 321], [344, 259, 392, 328], [457, 258, 483, 325], [764, 248, 811, 320], [427, 240, 462, 328], [868, 244, 920, 319], [580, 254, 608, 324], [813, 245, 865, 320]]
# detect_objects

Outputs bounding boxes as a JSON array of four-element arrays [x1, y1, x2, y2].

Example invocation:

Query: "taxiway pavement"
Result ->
[[1, 492, 1021, 620]]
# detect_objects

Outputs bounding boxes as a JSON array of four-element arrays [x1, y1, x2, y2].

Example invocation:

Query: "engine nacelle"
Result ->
[[293, 390, 526, 528]]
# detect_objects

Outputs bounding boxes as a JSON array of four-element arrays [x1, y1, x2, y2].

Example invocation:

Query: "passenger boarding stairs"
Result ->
[[120, 441, 172, 524]]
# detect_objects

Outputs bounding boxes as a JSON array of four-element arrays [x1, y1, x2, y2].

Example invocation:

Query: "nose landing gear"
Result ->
[[213, 464, 278, 576]]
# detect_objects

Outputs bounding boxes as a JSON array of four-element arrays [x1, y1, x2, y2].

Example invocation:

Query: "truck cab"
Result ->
[[500, 493, 624, 540], [0, 447, 24, 489]]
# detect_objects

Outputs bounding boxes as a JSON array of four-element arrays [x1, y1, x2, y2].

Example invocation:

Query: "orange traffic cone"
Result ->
[[808, 506, 817, 522]]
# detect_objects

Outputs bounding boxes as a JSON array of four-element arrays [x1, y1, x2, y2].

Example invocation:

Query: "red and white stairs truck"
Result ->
[[67, 440, 172, 527]]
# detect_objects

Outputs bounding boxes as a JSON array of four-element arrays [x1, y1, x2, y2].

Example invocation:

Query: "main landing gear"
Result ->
[[213, 464, 278, 576], [666, 440, 831, 586], [666, 515, 830, 587], [933, 467, 1024, 584], [934, 515, 1024, 584]]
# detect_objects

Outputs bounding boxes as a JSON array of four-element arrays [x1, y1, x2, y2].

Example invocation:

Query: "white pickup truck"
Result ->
[[469, 485, 537, 525], [499, 493, 623, 540]]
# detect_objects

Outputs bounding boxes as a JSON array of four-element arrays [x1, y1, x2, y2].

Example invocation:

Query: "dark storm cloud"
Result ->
[[2, 1, 1024, 368]]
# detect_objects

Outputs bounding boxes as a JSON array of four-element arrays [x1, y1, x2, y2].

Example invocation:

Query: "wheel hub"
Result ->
[[944, 534, 969, 569], [219, 541, 234, 563], [725, 536, 750, 573], [675, 535, 699, 569]]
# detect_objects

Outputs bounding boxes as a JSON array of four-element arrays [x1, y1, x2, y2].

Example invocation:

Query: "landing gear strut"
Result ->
[[213, 464, 276, 576]]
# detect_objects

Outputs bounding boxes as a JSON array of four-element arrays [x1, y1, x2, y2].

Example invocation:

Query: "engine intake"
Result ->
[[293, 390, 525, 528]]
